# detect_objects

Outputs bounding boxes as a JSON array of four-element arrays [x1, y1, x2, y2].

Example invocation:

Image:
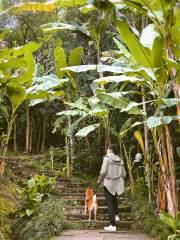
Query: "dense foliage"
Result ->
[[13, 196, 70, 240], [0, 0, 179, 239]]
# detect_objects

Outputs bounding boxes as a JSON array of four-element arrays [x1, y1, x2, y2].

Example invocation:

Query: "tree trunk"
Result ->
[[29, 121, 33, 153], [157, 125, 178, 217], [37, 123, 41, 154], [67, 114, 74, 176], [172, 81, 180, 124], [40, 121, 47, 153], [25, 103, 30, 154], [65, 133, 71, 178], [141, 86, 152, 203], [13, 119, 17, 155], [0, 108, 17, 176]]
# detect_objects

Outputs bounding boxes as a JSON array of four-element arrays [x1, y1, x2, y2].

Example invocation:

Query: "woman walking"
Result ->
[[98, 144, 126, 232]]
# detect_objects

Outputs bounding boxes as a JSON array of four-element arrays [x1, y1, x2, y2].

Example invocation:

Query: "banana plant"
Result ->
[[0, 33, 40, 175], [55, 96, 109, 135], [53, 40, 84, 177], [115, 0, 180, 218], [54, 96, 110, 176]]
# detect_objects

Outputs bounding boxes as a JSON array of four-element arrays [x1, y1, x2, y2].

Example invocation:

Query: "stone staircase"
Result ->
[[56, 180, 134, 230], [6, 158, 134, 230]]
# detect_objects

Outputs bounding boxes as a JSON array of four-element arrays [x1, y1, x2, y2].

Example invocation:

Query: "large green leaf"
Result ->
[[10, 2, 56, 12], [75, 123, 101, 137], [54, 40, 67, 78], [121, 0, 147, 14], [80, 4, 98, 13], [55, 0, 87, 7], [96, 92, 130, 109], [119, 121, 144, 140], [116, 19, 153, 68], [10, 0, 86, 12], [132, 0, 171, 12], [28, 91, 64, 106], [6, 83, 26, 107], [62, 65, 97, 73], [140, 24, 160, 50], [57, 110, 87, 117], [97, 65, 132, 73], [42, 22, 90, 37], [159, 212, 176, 232], [94, 75, 143, 85], [69, 47, 84, 66], [162, 98, 180, 107], [152, 36, 165, 68], [147, 116, 180, 129], [65, 98, 89, 112], [121, 101, 146, 115], [27, 74, 68, 93], [89, 103, 109, 117]]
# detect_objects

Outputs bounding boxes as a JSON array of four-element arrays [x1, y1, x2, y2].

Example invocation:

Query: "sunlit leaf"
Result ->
[[147, 116, 180, 129], [62, 65, 97, 72], [69, 47, 84, 66], [54, 40, 67, 78], [116, 19, 153, 68], [75, 123, 101, 137], [134, 130, 145, 152], [140, 24, 160, 50]]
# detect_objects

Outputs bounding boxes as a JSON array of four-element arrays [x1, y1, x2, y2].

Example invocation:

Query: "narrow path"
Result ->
[[55, 230, 153, 240]]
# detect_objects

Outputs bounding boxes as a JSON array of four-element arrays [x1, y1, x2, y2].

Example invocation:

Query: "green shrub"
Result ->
[[0, 179, 17, 240], [0, 231, 6, 240], [128, 177, 168, 240], [160, 212, 180, 240], [16, 174, 56, 217], [13, 197, 70, 240]]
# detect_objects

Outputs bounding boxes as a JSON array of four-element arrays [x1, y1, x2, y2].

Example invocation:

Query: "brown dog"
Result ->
[[84, 186, 98, 221]]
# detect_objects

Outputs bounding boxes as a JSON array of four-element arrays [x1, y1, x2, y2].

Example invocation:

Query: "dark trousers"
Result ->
[[104, 187, 118, 226]]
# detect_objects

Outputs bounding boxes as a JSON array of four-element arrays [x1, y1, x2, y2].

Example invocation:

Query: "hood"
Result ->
[[107, 153, 122, 163]]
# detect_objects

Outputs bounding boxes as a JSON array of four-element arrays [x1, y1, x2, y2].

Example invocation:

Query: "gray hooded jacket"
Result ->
[[98, 153, 126, 196]]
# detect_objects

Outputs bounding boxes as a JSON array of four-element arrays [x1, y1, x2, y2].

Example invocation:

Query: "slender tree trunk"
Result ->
[[29, 121, 33, 153], [0, 107, 17, 175], [25, 103, 30, 154], [95, 28, 111, 149], [13, 119, 17, 154], [141, 86, 152, 203], [67, 114, 74, 175], [37, 123, 41, 154], [65, 133, 71, 177], [40, 121, 47, 153]]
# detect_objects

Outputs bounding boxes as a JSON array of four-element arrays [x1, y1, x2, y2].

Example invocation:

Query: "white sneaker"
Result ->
[[115, 215, 120, 222], [104, 225, 117, 232]]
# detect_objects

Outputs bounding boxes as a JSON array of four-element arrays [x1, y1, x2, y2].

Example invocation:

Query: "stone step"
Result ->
[[56, 187, 88, 193], [64, 205, 132, 215], [57, 182, 86, 188], [58, 192, 106, 198], [67, 213, 134, 221], [61, 196, 126, 206], [73, 220, 134, 230]]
